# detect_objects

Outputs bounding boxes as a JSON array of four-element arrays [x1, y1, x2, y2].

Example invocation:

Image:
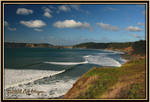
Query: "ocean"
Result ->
[[4, 48, 126, 99]]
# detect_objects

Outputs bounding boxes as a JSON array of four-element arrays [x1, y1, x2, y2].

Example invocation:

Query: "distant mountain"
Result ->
[[4, 42, 54, 48]]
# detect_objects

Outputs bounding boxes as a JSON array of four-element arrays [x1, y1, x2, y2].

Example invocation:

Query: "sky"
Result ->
[[4, 4, 146, 46]]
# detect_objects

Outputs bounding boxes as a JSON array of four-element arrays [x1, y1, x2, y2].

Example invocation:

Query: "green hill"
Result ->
[[64, 58, 146, 99], [64, 40, 146, 99], [73, 40, 146, 56]]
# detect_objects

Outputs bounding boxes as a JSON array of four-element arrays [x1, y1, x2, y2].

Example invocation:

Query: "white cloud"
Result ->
[[43, 7, 52, 18], [34, 28, 43, 32], [137, 22, 144, 26], [16, 8, 33, 15], [53, 20, 92, 30], [44, 12, 52, 18], [4, 21, 9, 26], [8, 27, 16, 31], [57, 5, 88, 14], [125, 26, 142, 32], [58, 5, 70, 12], [4, 21, 16, 31], [96, 22, 119, 31], [44, 7, 52, 13], [20, 20, 46, 28]]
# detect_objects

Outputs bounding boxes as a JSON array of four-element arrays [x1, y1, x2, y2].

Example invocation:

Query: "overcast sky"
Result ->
[[4, 4, 145, 45]]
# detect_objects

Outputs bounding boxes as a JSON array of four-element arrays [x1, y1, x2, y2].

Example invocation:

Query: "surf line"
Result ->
[[44, 61, 88, 65], [5, 70, 65, 89]]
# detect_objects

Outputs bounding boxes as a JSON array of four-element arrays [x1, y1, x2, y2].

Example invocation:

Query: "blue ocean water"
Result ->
[[4, 48, 126, 99]]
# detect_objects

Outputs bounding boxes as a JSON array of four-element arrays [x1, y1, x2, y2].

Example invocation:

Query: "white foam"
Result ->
[[84, 54, 122, 67], [4, 69, 65, 89], [5, 79, 77, 99], [102, 49, 125, 54], [44, 51, 125, 67], [44, 61, 88, 65]]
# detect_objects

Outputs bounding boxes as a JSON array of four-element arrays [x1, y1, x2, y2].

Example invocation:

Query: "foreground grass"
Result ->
[[64, 58, 146, 99]]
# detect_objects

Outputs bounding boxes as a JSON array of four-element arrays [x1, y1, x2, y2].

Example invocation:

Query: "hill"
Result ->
[[64, 40, 146, 99], [73, 40, 146, 56], [64, 58, 146, 99], [4, 42, 54, 48]]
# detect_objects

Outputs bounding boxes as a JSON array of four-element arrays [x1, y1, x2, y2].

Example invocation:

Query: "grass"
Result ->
[[64, 58, 146, 99], [128, 83, 145, 99]]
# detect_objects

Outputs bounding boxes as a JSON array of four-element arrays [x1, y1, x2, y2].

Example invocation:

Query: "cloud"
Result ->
[[125, 26, 142, 32], [43, 7, 52, 18], [43, 7, 52, 13], [53, 19, 92, 30], [4, 21, 16, 31], [96, 22, 119, 31], [58, 5, 70, 12], [20, 20, 46, 28], [137, 22, 144, 26], [34, 28, 43, 32], [44, 11, 52, 18], [4, 21, 9, 26], [16, 8, 33, 15], [8, 27, 16, 31], [57, 5, 89, 15]]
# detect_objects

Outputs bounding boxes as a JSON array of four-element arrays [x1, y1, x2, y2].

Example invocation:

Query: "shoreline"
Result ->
[[4, 47, 145, 99], [63, 44, 146, 99], [4, 48, 129, 99], [64, 58, 146, 99]]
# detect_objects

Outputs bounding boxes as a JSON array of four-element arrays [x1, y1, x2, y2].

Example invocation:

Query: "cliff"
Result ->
[[64, 40, 146, 99], [64, 58, 146, 99]]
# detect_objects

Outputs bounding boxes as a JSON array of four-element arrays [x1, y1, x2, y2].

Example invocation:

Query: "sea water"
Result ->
[[4, 48, 126, 99]]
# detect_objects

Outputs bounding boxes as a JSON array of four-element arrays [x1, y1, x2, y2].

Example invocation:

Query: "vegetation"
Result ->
[[64, 58, 146, 99], [73, 40, 146, 55], [4, 42, 54, 48], [5, 40, 146, 99], [132, 40, 146, 55], [64, 40, 146, 99], [5, 40, 146, 56]]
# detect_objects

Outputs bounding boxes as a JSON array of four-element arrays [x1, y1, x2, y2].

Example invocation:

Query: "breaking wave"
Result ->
[[44, 52, 126, 67], [83, 55, 122, 67], [44, 61, 88, 65], [4, 69, 65, 89]]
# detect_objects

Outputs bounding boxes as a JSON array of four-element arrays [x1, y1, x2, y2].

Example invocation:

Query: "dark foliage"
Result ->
[[73, 40, 146, 55], [131, 40, 146, 55]]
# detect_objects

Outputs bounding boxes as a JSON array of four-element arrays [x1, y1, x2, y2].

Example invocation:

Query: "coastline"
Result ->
[[53, 49, 128, 99], [4, 48, 128, 99], [64, 58, 146, 99], [4, 43, 146, 99], [63, 46, 146, 99]]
